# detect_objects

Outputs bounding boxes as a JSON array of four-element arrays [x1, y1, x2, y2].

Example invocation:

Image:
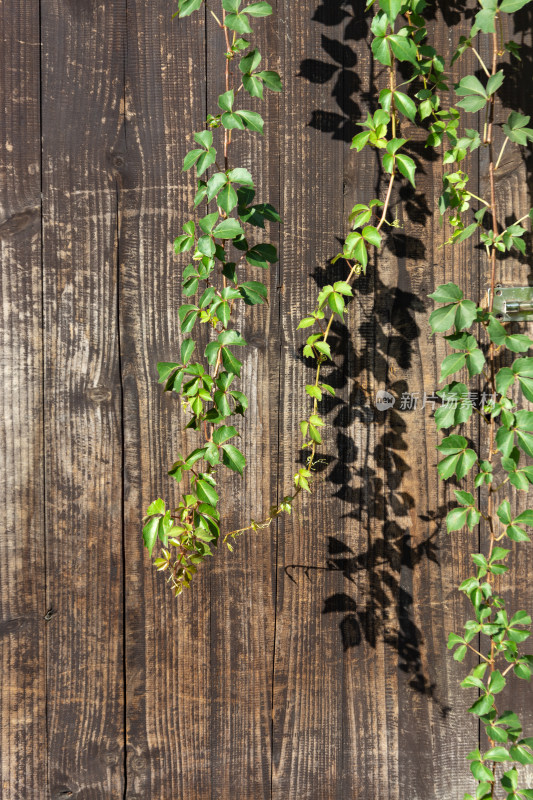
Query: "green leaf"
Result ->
[[456, 74, 487, 98], [157, 362, 179, 383], [510, 745, 533, 765], [483, 746, 509, 761], [218, 330, 246, 347], [225, 11, 253, 33], [429, 304, 459, 332], [486, 70, 505, 96], [500, 0, 532, 9], [183, 149, 203, 171], [455, 300, 478, 330], [177, 0, 203, 16], [470, 760, 494, 781], [243, 74, 264, 98], [239, 280, 267, 305], [469, 693, 495, 716], [389, 34, 419, 65], [257, 70, 282, 91], [239, 47, 261, 73], [213, 425, 238, 445], [514, 509, 533, 525], [378, 0, 402, 22], [447, 506, 469, 532], [142, 517, 159, 554], [440, 352, 466, 381], [457, 94, 488, 113], [227, 167, 254, 185], [213, 218, 244, 239], [372, 35, 392, 66], [221, 111, 246, 130], [218, 90, 235, 112], [147, 498, 165, 516], [503, 111, 533, 145], [496, 367, 515, 395], [394, 91, 417, 122], [498, 500, 513, 526], [196, 148, 217, 176], [196, 479, 219, 506], [194, 130, 213, 149], [207, 172, 228, 201], [362, 225, 382, 247], [199, 212, 219, 234], [488, 671, 506, 695], [181, 339, 195, 363], [465, 348, 485, 377], [453, 222, 479, 244], [218, 183, 238, 213], [429, 283, 463, 303], [243, 1, 272, 15], [221, 443, 246, 474], [221, 347, 242, 376], [238, 109, 264, 133], [246, 242, 277, 268], [396, 154, 416, 187], [328, 292, 345, 317]]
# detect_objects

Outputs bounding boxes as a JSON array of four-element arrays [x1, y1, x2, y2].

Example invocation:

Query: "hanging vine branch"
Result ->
[[429, 1, 533, 797], [142, 0, 452, 591], [142, 0, 283, 595]]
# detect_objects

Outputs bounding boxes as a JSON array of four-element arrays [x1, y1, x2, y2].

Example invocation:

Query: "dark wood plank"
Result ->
[[0, 2, 46, 797], [273, 5, 478, 799], [478, 7, 533, 772], [271, 2, 348, 798], [41, 0, 126, 795], [121, 2, 281, 795], [120, 5, 212, 799], [204, 5, 281, 798], [390, 26, 481, 798]]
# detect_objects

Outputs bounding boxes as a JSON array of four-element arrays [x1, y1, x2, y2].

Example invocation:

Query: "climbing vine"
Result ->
[[142, 0, 446, 592], [429, 1, 533, 797], [143, 5, 533, 794], [142, 0, 284, 595]]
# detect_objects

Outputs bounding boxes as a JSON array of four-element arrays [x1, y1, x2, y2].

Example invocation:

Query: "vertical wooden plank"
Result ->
[[204, 6, 280, 799], [0, 2, 46, 797], [120, 5, 211, 799], [41, 0, 126, 795], [273, 4, 479, 799], [272, 1, 347, 797], [389, 21, 481, 798], [478, 9, 533, 783], [122, 1, 281, 795]]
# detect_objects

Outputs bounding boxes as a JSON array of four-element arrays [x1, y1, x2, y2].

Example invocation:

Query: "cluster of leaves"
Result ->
[[296, 0, 449, 479], [143, 0, 285, 595], [429, 1, 533, 795]]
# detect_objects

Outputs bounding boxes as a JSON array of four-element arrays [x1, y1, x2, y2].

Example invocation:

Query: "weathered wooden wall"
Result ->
[[1, 1, 532, 798]]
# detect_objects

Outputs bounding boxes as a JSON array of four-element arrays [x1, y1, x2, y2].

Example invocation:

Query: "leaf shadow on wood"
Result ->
[[286, 260, 453, 717], [286, 0, 486, 718]]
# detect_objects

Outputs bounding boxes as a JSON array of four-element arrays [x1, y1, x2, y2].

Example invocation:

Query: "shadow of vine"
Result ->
[[282, 0, 506, 715]]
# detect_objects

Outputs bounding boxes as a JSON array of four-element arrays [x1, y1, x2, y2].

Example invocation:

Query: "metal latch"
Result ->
[[488, 285, 533, 322]]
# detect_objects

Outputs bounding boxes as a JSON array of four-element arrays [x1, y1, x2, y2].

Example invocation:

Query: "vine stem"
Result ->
[[223, 165, 399, 544], [483, 25, 501, 797]]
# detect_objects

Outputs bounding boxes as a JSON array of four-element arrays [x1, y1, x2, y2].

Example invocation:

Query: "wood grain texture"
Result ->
[[272, 2, 347, 798], [0, 2, 46, 798], [120, 5, 211, 799], [204, 5, 280, 798], [1, 1, 532, 797], [478, 9, 533, 785], [41, 0, 125, 796]]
